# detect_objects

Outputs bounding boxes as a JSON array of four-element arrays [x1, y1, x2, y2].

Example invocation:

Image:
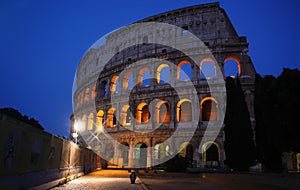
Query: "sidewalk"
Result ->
[[51, 170, 144, 190]]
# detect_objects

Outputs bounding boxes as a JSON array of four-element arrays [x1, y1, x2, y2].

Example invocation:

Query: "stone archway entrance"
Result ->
[[179, 142, 193, 168], [121, 143, 129, 167], [135, 143, 147, 168], [154, 142, 170, 166], [203, 142, 220, 168]]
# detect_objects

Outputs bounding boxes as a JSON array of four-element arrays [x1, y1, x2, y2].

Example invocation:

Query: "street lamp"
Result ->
[[72, 121, 80, 144], [72, 132, 78, 144]]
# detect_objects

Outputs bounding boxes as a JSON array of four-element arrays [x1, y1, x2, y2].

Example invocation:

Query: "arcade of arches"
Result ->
[[101, 140, 222, 169], [74, 57, 240, 109], [76, 96, 218, 131]]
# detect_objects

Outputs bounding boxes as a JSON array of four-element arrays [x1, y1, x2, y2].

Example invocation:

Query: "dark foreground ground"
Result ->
[[52, 170, 300, 190]]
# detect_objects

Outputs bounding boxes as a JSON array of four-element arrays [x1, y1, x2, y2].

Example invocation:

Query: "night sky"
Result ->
[[1, 0, 299, 137]]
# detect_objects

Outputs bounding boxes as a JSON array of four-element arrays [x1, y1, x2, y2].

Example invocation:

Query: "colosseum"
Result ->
[[71, 2, 256, 170]]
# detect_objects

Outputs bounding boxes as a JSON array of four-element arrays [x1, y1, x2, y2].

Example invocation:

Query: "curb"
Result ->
[[136, 176, 149, 190]]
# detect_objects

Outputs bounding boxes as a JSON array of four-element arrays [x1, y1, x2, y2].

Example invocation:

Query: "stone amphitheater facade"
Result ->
[[71, 2, 256, 169]]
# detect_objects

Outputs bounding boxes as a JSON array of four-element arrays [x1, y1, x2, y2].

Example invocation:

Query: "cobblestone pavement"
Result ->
[[51, 170, 144, 190]]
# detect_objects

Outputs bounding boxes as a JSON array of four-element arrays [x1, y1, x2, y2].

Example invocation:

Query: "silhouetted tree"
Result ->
[[224, 77, 256, 171], [255, 69, 300, 172], [277, 69, 300, 152], [0, 107, 44, 130], [254, 74, 283, 172]]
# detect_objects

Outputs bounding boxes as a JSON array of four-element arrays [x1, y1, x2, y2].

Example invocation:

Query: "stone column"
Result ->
[[169, 97, 176, 129], [128, 139, 134, 168], [199, 151, 205, 168], [113, 141, 118, 166], [147, 138, 152, 168], [150, 65, 156, 87]]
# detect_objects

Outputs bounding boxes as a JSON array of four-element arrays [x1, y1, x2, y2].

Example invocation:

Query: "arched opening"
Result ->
[[143, 36, 148, 43], [201, 97, 218, 121], [177, 99, 192, 122], [121, 105, 131, 126], [110, 75, 119, 93], [84, 88, 90, 102], [96, 110, 104, 130], [79, 91, 84, 105], [87, 113, 94, 131], [224, 56, 241, 77], [156, 101, 170, 123], [107, 108, 117, 127], [99, 80, 109, 97], [81, 115, 87, 131], [92, 84, 97, 99], [121, 143, 129, 166], [137, 103, 149, 124], [178, 61, 192, 81], [200, 58, 216, 79], [203, 142, 220, 168], [135, 143, 147, 167], [139, 68, 151, 87], [154, 143, 169, 166], [123, 72, 133, 90], [157, 64, 170, 84], [179, 142, 193, 168], [141, 105, 149, 123], [105, 143, 114, 165], [182, 26, 189, 36]]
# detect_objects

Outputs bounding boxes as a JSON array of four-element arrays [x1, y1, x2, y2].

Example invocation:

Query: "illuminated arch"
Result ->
[[79, 91, 84, 105], [200, 97, 218, 121], [84, 88, 90, 102], [155, 101, 170, 123], [80, 114, 87, 131], [96, 110, 104, 130], [87, 113, 94, 130], [177, 60, 192, 81], [154, 142, 170, 165], [120, 143, 129, 166], [121, 105, 131, 126], [107, 108, 116, 127], [179, 142, 193, 167], [177, 99, 192, 122], [92, 84, 97, 99], [110, 75, 119, 93], [156, 64, 170, 83], [136, 103, 149, 124], [122, 72, 133, 90], [224, 56, 241, 77], [138, 67, 150, 87], [134, 143, 147, 167], [200, 58, 217, 79], [202, 141, 221, 168]]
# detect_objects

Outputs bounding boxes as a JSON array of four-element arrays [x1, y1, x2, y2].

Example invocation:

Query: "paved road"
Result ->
[[52, 170, 300, 190], [138, 172, 300, 190], [51, 170, 143, 190]]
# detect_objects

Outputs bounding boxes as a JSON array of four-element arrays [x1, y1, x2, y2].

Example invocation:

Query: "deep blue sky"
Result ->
[[1, 0, 299, 137]]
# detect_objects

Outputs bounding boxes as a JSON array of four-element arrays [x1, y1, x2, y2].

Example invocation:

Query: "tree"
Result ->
[[254, 74, 283, 172], [254, 69, 300, 172], [224, 77, 256, 171]]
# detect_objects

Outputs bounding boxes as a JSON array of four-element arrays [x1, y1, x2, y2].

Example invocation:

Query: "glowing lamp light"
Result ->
[[74, 120, 84, 132], [72, 132, 78, 138]]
